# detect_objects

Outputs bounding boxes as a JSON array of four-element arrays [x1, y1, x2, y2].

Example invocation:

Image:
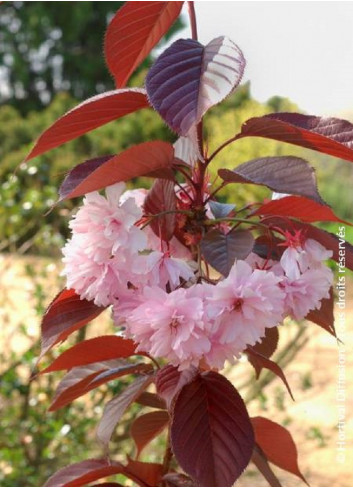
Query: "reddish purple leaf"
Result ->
[[125, 459, 164, 487], [253, 233, 284, 261], [59, 141, 175, 200], [248, 327, 279, 377], [237, 113, 353, 163], [59, 155, 112, 200], [144, 179, 176, 241], [40, 289, 104, 360], [171, 371, 255, 486], [201, 229, 254, 276], [26, 89, 149, 161], [146, 37, 245, 135], [252, 445, 282, 487], [91, 484, 122, 487], [136, 391, 166, 410], [156, 364, 197, 409], [41, 335, 138, 373], [219, 156, 325, 204], [105, 2, 184, 87], [49, 361, 152, 411], [131, 410, 169, 457], [306, 287, 336, 336], [254, 195, 349, 224], [43, 459, 124, 487], [251, 417, 308, 484], [97, 375, 153, 449], [163, 473, 195, 487], [43, 458, 162, 487], [246, 346, 294, 400]]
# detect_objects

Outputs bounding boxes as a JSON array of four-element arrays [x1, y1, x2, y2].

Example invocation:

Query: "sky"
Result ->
[[170, 1, 353, 116]]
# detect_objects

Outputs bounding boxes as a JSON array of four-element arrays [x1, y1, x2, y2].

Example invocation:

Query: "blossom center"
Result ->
[[169, 312, 183, 329], [110, 217, 122, 230], [282, 229, 305, 249], [232, 298, 244, 311]]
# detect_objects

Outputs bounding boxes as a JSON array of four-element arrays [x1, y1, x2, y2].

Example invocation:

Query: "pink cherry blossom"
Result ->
[[62, 235, 127, 306], [280, 266, 333, 320], [274, 235, 334, 319], [69, 183, 146, 254], [143, 251, 195, 289], [124, 286, 211, 370], [304, 238, 333, 265], [119, 187, 147, 208], [62, 177, 335, 372], [121, 187, 192, 259], [245, 252, 276, 270], [62, 183, 148, 306], [112, 286, 145, 327], [205, 261, 285, 366]]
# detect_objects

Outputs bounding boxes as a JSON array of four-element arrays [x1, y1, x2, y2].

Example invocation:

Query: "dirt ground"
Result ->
[[1, 253, 352, 487]]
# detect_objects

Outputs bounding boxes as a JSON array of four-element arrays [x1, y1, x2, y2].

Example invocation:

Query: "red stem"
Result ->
[[188, 1, 204, 159], [207, 134, 238, 164], [188, 1, 198, 40], [187, 1, 205, 205]]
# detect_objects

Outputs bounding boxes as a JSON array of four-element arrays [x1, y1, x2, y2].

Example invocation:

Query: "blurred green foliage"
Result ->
[[0, 1, 183, 114], [0, 2, 123, 113]]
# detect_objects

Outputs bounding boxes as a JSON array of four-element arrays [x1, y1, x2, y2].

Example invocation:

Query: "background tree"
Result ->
[[0, 1, 182, 113]]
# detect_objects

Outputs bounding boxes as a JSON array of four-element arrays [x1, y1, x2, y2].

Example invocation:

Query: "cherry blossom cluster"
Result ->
[[62, 183, 333, 370]]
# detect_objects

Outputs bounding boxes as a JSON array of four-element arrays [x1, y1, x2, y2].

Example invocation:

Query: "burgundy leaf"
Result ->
[[261, 217, 353, 271], [59, 155, 112, 201], [171, 371, 255, 486], [43, 459, 124, 487], [43, 458, 162, 487], [252, 445, 282, 487], [49, 361, 152, 411], [253, 234, 284, 261], [219, 156, 325, 204], [41, 335, 138, 373], [40, 289, 104, 361], [136, 391, 167, 410], [251, 417, 308, 484], [125, 459, 164, 487], [248, 327, 279, 377], [90, 482, 124, 487], [237, 113, 353, 163], [201, 229, 254, 276], [156, 364, 197, 409], [146, 37, 245, 135], [59, 141, 175, 200], [254, 195, 349, 224], [105, 2, 184, 87], [306, 287, 336, 336], [131, 410, 169, 457], [246, 346, 294, 400], [144, 178, 176, 241], [97, 375, 153, 449], [163, 473, 195, 487], [26, 89, 149, 161]]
